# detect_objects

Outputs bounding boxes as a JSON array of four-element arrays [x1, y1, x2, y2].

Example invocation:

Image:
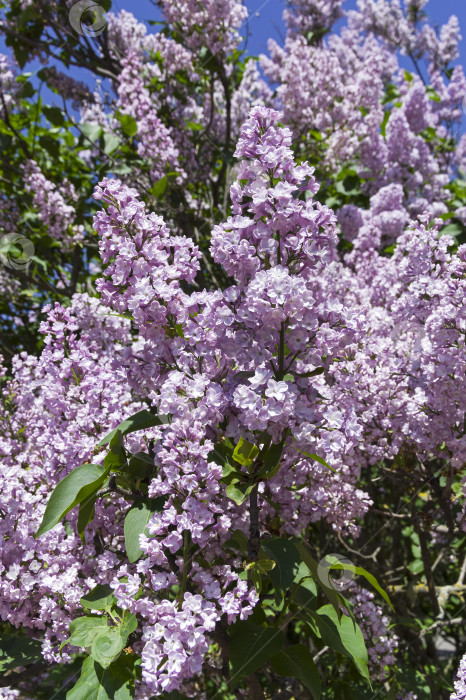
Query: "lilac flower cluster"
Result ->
[[348, 583, 399, 680], [22, 161, 84, 247], [451, 653, 466, 700], [157, 0, 247, 54]]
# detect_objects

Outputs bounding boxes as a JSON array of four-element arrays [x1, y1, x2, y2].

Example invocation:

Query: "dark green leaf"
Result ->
[[262, 537, 302, 591], [127, 452, 153, 479], [149, 176, 168, 198], [77, 493, 98, 542], [297, 451, 336, 473], [229, 621, 284, 680], [0, 635, 43, 672], [104, 430, 126, 470], [35, 464, 110, 538], [259, 438, 286, 480], [98, 410, 169, 447], [294, 541, 342, 618], [38, 135, 60, 159], [271, 644, 321, 698], [325, 558, 393, 610], [43, 106, 65, 126], [80, 584, 115, 612]]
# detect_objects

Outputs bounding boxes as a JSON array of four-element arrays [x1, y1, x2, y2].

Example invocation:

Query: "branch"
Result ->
[[420, 617, 466, 638], [248, 483, 261, 561]]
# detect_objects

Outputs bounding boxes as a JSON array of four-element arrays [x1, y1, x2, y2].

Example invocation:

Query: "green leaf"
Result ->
[[80, 124, 103, 143], [19, 80, 34, 98], [66, 655, 134, 700], [77, 493, 98, 542], [81, 584, 115, 612], [297, 367, 324, 378], [225, 482, 254, 505], [116, 113, 138, 138], [149, 175, 168, 198], [0, 635, 43, 672], [68, 616, 109, 648], [297, 450, 336, 473], [104, 430, 126, 470], [43, 106, 65, 126], [127, 452, 153, 479], [229, 621, 284, 681], [91, 628, 125, 668], [441, 222, 464, 238], [102, 133, 121, 156], [232, 437, 260, 467], [325, 558, 393, 610], [294, 541, 342, 618], [124, 498, 165, 563], [262, 538, 302, 591], [35, 464, 110, 538], [259, 438, 286, 480], [98, 410, 169, 447], [310, 605, 369, 681], [119, 613, 138, 641], [271, 644, 321, 699], [38, 135, 60, 159]]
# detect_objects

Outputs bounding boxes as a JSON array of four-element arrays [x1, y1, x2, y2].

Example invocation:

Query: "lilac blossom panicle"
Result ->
[[451, 653, 466, 700]]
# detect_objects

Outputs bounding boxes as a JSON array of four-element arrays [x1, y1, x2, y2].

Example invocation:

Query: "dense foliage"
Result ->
[[0, 0, 466, 698]]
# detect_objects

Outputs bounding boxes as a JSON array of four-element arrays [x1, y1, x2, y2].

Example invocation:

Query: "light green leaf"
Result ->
[[66, 655, 134, 700], [91, 628, 125, 668], [68, 616, 109, 649], [310, 605, 369, 681], [103, 133, 121, 156], [80, 123, 103, 143], [124, 498, 165, 563], [119, 613, 138, 641], [225, 482, 254, 505], [116, 113, 138, 138], [232, 437, 260, 467], [326, 558, 393, 610]]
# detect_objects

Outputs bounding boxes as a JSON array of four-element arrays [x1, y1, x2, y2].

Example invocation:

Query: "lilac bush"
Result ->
[[0, 0, 465, 698]]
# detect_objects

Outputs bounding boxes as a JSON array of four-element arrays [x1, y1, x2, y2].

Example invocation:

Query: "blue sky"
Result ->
[[109, 0, 466, 66]]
